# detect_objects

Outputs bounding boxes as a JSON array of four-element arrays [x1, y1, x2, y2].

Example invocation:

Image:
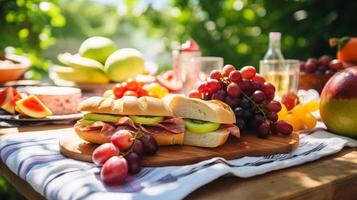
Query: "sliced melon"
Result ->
[[16, 95, 53, 118], [0, 87, 14, 107], [2, 94, 22, 114]]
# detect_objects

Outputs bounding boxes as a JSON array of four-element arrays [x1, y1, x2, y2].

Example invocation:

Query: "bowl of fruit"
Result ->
[[0, 53, 31, 84], [298, 55, 344, 93]]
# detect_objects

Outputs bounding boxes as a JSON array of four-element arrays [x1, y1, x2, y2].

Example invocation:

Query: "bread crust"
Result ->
[[183, 128, 230, 148], [79, 96, 173, 116], [169, 95, 236, 124], [74, 125, 111, 144]]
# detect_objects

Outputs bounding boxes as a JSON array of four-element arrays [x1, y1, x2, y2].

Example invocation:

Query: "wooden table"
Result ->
[[0, 125, 356, 200]]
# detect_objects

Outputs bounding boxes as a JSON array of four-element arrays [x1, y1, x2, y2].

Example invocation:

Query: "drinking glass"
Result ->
[[199, 56, 224, 80], [259, 59, 300, 99]]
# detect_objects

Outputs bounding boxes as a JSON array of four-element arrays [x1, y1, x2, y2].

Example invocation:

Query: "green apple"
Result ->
[[104, 48, 145, 82], [79, 36, 116, 64]]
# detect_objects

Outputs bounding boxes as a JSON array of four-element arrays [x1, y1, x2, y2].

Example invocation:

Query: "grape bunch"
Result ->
[[92, 130, 158, 185], [300, 55, 344, 75], [188, 64, 293, 138]]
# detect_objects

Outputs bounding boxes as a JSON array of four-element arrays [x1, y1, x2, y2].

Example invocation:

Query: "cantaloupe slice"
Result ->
[[0, 87, 14, 107], [2, 94, 22, 114], [16, 95, 53, 118]]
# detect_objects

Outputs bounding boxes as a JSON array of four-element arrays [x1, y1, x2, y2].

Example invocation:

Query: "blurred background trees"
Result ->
[[1, 0, 357, 198]]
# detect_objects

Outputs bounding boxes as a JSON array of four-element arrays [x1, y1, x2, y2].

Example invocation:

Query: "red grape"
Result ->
[[227, 82, 241, 97], [240, 66, 256, 79], [111, 130, 134, 151], [275, 120, 293, 135], [207, 79, 221, 93], [305, 58, 318, 72], [238, 79, 251, 91], [265, 100, 282, 112], [281, 92, 298, 111], [251, 81, 262, 91], [92, 143, 119, 166], [261, 82, 275, 97], [267, 111, 278, 122], [329, 59, 343, 70], [257, 123, 270, 138], [101, 156, 128, 185], [113, 84, 126, 99], [140, 135, 158, 155], [252, 74, 265, 84], [198, 82, 209, 94], [125, 152, 142, 174], [299, 62, 306, 71], [251, 90, 266, 103], [188, 89, 202, 99], [133, 140, 144, 157], [222, 64, 236, 76], [318, 55, 331, 66], [209, 70, 222, 80], [228, 70, 242, 82], [211, 89, 227, 101]]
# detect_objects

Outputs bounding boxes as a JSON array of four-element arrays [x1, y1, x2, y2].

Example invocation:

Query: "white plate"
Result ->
[[0, 112, 82, 122]]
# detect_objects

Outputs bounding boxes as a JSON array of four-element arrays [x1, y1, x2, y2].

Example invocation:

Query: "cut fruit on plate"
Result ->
[[156, 71, 183, 92], [16, 95, 53, 118], [0, 87, 14, 107], [2, 94, 22, 114]]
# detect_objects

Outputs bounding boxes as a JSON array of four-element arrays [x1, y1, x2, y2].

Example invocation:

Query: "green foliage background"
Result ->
[[1, 0, 357, 198]]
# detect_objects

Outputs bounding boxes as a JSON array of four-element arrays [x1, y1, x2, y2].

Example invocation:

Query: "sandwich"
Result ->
[[168, 95, 240, 148], [74, 96, 185, 146]]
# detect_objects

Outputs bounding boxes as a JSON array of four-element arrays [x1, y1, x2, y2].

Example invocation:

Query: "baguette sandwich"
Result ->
[[74, 96, 185, 146], [169, 95, 240, 148]]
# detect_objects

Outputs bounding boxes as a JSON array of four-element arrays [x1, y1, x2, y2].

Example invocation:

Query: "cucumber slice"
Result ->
[[184, 118, 220, 133], [129, 115, 164, 125], [80, 119, 96, 126], [83, 113, 120, 123]]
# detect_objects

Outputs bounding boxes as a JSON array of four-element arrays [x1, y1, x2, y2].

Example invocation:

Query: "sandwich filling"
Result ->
[[75, 113, 185, 139], [183, 118, 240, 138]]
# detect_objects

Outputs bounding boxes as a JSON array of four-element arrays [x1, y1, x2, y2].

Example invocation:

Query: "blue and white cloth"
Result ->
[[1, 124, 356, 200]]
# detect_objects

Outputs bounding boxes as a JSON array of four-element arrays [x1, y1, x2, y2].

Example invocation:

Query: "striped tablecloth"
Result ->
[[1, 125, 356, 200]]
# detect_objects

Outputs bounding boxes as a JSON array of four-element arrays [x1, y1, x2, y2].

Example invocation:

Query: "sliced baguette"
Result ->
[[79, 96, 173, 116], [183, 128, 229, 148], [169, 95, 235, 124]]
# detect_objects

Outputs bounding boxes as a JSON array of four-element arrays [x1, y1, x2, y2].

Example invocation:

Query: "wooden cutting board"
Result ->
[[59, 130, 299, 167]]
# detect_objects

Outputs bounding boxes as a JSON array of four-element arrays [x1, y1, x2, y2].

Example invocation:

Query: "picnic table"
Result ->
[[0, 125, 356, 200]]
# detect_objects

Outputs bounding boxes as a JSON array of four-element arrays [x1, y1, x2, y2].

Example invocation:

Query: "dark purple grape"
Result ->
[[251, 90, 266, 103], [270, 123, 278, 134], [257, 123, 270, 138], [234, 107, 244, 117], [267, 111, 278, 122], [203, 94, 211, 100], [125, 152, 142, 174], [253, 114, 264, 126], [325, 69, 336, 75], [265, 100, 282, 112], [212, 89, 227, 101], [239, 98, 251, 109], [251, 81, 262, 91], [236, 118, 246, 130], [275, 120, 293, 135], [224, 96, 239, 108], [140, 135, 158, 155], [243, 109, 252, 120], [133, 140, 144, 157]]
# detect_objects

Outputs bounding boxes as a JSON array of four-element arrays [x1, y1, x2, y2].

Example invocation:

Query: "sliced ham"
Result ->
[[143, 117, 185, 134], [77, 121, 115, 138], [222, 124, 240, 138], [114, 116, 139, 132]]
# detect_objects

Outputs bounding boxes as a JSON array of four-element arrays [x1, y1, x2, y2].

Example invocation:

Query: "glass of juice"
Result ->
[[259, 59, 300, 99]]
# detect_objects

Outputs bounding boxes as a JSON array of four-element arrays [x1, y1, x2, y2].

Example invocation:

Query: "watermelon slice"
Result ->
[[2, 94, 22, 114], [0, 87, 14, 107], [16, 95, 53, 118]]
